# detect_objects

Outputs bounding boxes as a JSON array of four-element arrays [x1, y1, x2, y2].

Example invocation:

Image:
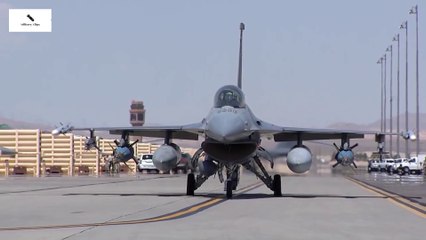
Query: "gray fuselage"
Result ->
[[201, 85, 262, 164]]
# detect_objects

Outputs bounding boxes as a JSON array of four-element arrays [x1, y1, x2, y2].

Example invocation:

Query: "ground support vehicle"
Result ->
[[137, 154, 158, 173], [378, 159, 395, 172], [390, 157, 424, 175], [367, 159, 380, 172]]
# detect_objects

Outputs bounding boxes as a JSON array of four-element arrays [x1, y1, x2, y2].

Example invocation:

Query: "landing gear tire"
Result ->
[[272, 174, 282, 197], [403, 167, 410, 175], [226, 180, 233, 199], [186, 173, 195, 196]]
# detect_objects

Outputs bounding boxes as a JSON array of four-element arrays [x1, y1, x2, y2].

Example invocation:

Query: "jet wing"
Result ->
[[70, 123, 205, 141], [255, 120, 380, 142], [273, 127, 365, 141]]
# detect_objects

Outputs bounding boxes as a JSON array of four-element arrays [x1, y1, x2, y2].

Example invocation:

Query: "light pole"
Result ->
[[386, 45, 393, 156], [400, 21, 409, 158], [377, 57, 384, 132], [409, 5, 419, 156], [392, 34, 400, 157], [384, 53, 387, 147]]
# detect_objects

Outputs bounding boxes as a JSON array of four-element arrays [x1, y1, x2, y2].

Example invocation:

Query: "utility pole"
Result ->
[[392, 34, 400, 157]]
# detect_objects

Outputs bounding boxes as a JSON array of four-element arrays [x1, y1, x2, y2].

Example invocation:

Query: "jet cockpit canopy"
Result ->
[[214, 85, 246, 108]]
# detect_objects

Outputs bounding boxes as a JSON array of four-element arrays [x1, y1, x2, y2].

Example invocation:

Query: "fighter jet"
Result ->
[[0, 146, 17, 156], [53, 23, 383, 198]]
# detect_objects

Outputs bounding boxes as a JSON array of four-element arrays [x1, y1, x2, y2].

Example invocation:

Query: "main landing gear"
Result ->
[[243, 156, 282, 197], [186, 149, 282, 199], [185, 165, 241, 199], [186, 173, 196, 196]]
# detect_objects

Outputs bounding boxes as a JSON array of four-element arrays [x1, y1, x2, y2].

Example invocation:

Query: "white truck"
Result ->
[[378, 158, 395, 172], [390, 156, 424, 175], [367, 159, 380, 172]]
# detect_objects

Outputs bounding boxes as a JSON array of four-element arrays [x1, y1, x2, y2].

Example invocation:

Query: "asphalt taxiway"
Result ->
[[0, 171, 424, 240]]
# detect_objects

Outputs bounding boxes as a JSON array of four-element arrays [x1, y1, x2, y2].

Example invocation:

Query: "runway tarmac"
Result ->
[[0, 171, 424, 240]]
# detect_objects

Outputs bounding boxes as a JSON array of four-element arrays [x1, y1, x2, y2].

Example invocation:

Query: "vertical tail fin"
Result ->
[[237, 22, 245, 89]]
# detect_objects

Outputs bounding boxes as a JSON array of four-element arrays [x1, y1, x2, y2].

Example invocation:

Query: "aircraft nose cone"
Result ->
[[207, 111, 246, 142]]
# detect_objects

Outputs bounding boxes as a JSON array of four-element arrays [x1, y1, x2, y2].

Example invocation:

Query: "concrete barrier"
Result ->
[[77, 165, 90, 175], [47, 166, 62, 174], [13, 166, 27, 175]]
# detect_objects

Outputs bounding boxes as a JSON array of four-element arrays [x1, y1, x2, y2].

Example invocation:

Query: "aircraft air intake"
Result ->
[[202, 142, 257, 163]]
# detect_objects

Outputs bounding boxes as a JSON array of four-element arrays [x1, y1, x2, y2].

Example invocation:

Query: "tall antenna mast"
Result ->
[[237, 22, 245, 89]]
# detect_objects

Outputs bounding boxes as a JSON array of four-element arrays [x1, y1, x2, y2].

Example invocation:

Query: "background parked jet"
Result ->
[[0, 146, 17, 156]]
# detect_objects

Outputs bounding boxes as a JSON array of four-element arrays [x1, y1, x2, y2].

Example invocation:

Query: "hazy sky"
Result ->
[[0, 0, 424, 129]]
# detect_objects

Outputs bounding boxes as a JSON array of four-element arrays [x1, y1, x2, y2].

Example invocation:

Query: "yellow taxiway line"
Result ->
[[0, 181, 263, 231], [346, 176, 426, 219]]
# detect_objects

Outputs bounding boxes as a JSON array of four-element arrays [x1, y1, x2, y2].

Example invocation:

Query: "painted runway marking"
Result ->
[[347, 176, 425, 219], [0, 181, 263, 231], [0, 176, 175, 195]]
